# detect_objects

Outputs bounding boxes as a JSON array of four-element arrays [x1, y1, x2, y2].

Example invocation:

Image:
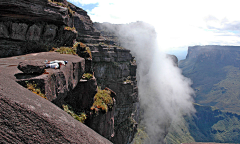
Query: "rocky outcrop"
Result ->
[[0, 1, 139, 143], [87, 43, 138, 143], [0, 52, 112, 144], [14, 52, 85, 106], [17, 60, 46, 74]]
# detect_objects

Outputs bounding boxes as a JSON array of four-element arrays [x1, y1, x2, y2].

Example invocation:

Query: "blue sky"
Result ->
[[68, 0, 240, 60], [74, 3, 98, 11]]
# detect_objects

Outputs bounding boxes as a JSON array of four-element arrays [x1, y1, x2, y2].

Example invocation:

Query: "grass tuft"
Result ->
[[73, 42, 92, 58], [63, 104, 87, 123], [54, 47, 76, 55], [82, 73, 93, 80], [90, 87, 113, 113], [25, 81, 47, 99], [64, 26, 77, 33]]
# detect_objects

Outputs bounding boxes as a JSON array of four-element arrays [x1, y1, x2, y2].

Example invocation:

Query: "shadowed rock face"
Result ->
[[0, 0, 94, 58], [92, 23, 139, 144], [0, 52, 112, 144]]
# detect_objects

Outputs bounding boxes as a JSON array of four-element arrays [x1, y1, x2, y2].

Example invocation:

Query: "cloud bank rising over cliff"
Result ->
[[113, 22, 195, 143], [69, 0, 240, 60]]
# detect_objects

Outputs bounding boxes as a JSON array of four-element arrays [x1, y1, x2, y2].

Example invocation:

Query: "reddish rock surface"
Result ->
[[0, 52, 112, 144]]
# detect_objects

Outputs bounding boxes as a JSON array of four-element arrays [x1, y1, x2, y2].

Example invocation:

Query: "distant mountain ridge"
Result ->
[[179, 45, 240, 114]]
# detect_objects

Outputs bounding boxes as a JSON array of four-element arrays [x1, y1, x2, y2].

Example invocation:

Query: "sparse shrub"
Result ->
[[85, 47, 92, 58], [25, 81, 47, 99], [123, 76, 132, 84], [73, 42, 86, 49], [82, 73, 93, 80], [63, 104, 87, 123], [48, 0, 67, 7], [64, 26, 76, 32], [90, 87, 113, 113], [55, 47, 76, 55], [67, 7, 75, 16], [73, 42, 92, 58]]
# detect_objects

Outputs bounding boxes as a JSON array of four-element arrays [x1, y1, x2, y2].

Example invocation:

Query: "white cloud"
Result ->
[[69, 0, 240, 53]]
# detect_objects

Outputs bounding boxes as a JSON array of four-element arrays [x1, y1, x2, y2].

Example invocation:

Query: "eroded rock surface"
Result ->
[[0, 1, 139, 143], [0, 52, 112, 144], [17, 60, 46, 74], [86, 43, 139, 144], [0, 0, 79, 58]]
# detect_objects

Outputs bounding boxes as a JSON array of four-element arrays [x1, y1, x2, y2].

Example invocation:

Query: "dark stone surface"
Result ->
[[0, 52, 112, 144], [0, 0, 81, 58], [91, 51, 138, 144], [86, 102, 116, 141], [65, 77, 97, 110], [17, 60, 46, 74], [1, 52, 85, 105]]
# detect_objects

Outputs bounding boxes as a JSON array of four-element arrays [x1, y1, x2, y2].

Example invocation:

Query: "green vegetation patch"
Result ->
[[82, 73, 93, 80], [63, 104, 87, 123], [74, 42, 92, 58], [67, 6, 75, 16], [48, 0, 67, 7], [165, 103, 240, 143], [123, 76, 132, 84], [64, 26, 77, 33], [90, 87, 113, 113], [180, 53, 240, 114], [25, 81, 47, 99], [54, 46, 76, 55]]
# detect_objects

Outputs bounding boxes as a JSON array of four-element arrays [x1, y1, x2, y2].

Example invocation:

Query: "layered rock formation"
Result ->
[[0, 1, 139, 144], [0, 0, 76, 57], [90, 44, 138, 143], [0, 0, 105, 58]]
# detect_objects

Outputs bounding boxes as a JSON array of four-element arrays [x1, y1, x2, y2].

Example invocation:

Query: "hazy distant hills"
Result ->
[[165, 103, 240, 143], [168, 45, 240, 143], [179, 45, 240, 114]]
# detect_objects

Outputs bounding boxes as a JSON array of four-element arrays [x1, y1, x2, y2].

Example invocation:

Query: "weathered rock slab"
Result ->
[[0, 52, 112, 144], [17, 60, 46, 74]]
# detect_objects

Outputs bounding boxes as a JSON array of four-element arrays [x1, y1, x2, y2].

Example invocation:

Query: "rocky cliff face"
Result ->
[[0, 0, 76, 57], [90, 44, 138, 143], [0, 1, 138, 144], [0, 52, 112, 144], [0, 0, 104, 58]]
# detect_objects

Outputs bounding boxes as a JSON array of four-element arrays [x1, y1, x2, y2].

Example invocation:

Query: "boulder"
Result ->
[[17, 60, 46, 74]]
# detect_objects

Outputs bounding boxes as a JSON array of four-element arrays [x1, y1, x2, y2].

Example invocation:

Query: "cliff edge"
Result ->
[[0, 52, 111, 143], [0, 0, 138, 143]]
